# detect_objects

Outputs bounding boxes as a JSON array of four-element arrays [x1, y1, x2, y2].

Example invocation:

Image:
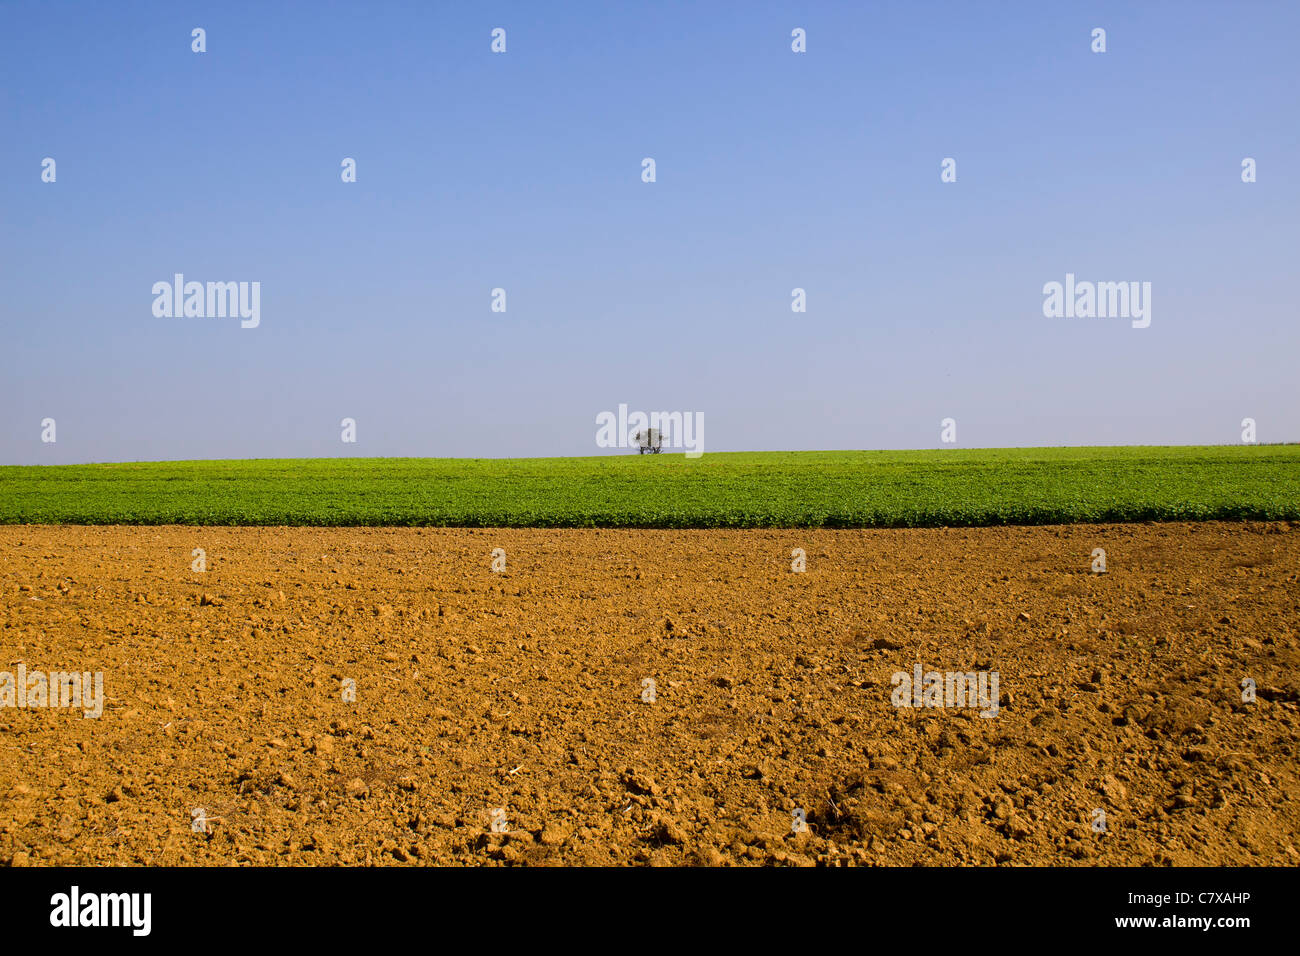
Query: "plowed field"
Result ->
[[2, 523, 1298, 866]]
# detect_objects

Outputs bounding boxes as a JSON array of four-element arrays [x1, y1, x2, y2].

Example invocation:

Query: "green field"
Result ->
[[2, 446, 1298, 528]]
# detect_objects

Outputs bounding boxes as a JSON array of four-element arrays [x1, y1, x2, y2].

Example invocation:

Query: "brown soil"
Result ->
[[1, 523, 1298, 867]]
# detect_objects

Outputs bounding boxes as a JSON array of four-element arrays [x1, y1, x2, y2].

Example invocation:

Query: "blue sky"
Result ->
[[2, 0, 1297, 463]]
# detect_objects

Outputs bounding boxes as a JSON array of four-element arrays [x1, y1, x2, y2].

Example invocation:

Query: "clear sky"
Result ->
[[2, 0, 1297, 464]]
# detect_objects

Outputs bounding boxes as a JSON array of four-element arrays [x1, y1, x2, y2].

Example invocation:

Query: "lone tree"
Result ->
[[634, 427, 663, 454]]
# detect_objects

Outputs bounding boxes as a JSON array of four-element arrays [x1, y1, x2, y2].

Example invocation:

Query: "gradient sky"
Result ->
[[2, 0, 1297, 464]]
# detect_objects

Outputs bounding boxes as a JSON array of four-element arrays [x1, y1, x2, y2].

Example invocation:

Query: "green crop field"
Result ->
[[2, 446, 1298, 528]]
